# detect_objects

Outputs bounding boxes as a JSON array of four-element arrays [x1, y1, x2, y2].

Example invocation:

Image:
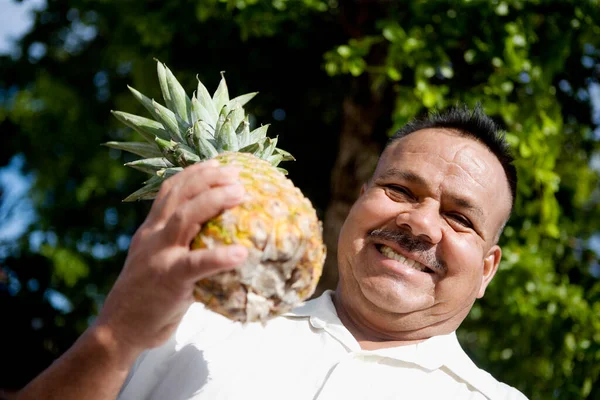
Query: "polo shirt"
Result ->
[[118, 291, 528, 400]]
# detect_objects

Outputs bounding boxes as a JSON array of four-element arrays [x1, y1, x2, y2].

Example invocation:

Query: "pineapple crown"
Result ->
[[105, 60, 294, 201]]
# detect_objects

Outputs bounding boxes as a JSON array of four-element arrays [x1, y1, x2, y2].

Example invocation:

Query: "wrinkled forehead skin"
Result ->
[[374, 128, 512, 242]]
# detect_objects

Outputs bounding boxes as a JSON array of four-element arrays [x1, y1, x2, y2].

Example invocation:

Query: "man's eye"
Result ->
[[387, 185, 414, 199], [448, 213, 473, 228]]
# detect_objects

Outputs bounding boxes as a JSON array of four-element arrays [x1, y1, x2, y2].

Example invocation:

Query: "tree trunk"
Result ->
[[316, 78, 393, 294], [312, 0, 395, 295]]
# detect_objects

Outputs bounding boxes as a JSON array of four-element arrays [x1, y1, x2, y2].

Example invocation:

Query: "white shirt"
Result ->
[[118, 291, 528, 400]]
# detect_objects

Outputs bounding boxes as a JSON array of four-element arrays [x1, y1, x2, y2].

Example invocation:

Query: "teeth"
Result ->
[[379, 245, 429, 273]]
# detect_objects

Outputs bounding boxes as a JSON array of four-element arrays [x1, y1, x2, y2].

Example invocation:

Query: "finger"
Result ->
[[149, 164, 240, 223], [156, 166, 240, 217], [150, 160, 219, 215], [163, 183, 246, 246], [154, 159, 219, 204], [175, 245, 248, 282]]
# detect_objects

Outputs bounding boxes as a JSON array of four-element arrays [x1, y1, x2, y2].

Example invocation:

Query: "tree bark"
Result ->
[[316, 78, 393, 294]]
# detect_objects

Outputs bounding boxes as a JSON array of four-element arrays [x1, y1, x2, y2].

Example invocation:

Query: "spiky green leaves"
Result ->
[[110, 111, 170, 142], [212, 71, 229, 114], [106, 60, 294, 201], [155, 138, 200, 167], [156, 60, 192, 124]]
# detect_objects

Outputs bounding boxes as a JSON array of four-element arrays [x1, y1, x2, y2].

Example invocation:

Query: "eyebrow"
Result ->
[[447, 195, 485, 221], [378, 168, 426, 185], [376, 168, 486, 221]]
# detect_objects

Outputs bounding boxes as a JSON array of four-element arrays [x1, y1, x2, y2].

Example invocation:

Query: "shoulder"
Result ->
[[471, 368, 529, 400], [442, 333, 528, 400]]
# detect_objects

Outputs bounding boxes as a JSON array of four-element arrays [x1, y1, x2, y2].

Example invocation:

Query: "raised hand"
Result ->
[[96, 159, 248, 352], [16, 160, 248, 400]]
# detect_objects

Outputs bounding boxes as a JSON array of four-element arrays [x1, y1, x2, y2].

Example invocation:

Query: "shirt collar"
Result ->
[[285, 290, 361, 351], [285, 290, 450, 369], [285, 291, 504, 399], [284, 289, 339, 321]]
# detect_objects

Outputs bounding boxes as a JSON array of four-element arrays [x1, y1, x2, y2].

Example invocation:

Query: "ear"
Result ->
[[477, 245, 501, 298], [359, 183, 367, 196]]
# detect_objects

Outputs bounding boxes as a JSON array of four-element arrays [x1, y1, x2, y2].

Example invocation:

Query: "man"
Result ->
[[17, 106, 527, 399]]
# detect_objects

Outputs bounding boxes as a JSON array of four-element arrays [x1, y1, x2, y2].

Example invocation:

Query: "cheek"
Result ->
[[354, 191, 401, 224], [438, 233, 485, 289], [338, 192, 399, 254]]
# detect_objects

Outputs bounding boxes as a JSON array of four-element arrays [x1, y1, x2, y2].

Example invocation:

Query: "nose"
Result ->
[[395, 201, 443, 244]]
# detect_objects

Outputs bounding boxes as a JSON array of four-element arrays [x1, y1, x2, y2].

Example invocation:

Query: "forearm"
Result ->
[[15, 163, 246, 400], [17, 324, 142, 400]]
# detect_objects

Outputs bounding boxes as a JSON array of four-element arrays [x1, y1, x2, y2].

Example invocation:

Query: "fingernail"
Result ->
[[228, 246, 247, 260], [203, 159, 220, 167]]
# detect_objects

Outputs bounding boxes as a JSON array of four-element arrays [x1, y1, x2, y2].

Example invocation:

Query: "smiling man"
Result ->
[[335, 110, 515, 348], [17, 106, 527, 400]]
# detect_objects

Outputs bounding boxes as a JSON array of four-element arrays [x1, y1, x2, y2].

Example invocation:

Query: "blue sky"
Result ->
[[0, 0, 46, 55], [0, 1, 45, 245]]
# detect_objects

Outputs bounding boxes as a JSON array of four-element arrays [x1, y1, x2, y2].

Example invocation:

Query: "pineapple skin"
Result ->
[[191, 152, 326, 323]]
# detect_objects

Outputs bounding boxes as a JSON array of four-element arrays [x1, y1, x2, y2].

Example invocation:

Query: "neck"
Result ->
[[332, 289, 429, 350]]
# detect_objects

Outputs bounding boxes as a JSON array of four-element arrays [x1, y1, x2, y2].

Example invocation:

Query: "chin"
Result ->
[[357, 276, 435, 315]]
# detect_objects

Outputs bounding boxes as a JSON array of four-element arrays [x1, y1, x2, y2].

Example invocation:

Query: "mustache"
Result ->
[[368, 228, 446, 272]]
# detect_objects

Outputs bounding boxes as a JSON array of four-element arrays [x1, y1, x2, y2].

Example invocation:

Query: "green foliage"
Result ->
[[0, 0, 599, 398], [39, 245, 89, 287], [317, 2, 600, 398]]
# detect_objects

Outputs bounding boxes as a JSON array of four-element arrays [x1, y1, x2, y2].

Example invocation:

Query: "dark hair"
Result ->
[[387, 104, 517, 213]]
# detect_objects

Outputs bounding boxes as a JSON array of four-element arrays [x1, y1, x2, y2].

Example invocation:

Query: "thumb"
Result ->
[[175, 245, 249, 282]]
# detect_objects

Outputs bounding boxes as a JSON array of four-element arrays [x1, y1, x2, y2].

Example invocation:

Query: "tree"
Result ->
[[0, 1, 599, 398]]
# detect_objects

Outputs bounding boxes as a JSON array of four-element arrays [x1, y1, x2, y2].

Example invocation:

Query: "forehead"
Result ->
[[375, 129, 512, 228]]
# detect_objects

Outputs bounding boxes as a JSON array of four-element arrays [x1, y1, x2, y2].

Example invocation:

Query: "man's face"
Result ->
[[336, 128, 512, 334]]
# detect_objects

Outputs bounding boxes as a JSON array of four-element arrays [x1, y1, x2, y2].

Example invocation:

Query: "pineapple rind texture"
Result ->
[[192, 152, 326, 323], [107, 61, 326, 323]]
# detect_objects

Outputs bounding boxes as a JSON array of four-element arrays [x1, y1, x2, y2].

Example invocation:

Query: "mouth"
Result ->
[[375, 244, 435, 274]]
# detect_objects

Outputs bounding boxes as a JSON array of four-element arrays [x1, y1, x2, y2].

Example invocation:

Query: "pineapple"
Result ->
[[106, 61, 326, 323]]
